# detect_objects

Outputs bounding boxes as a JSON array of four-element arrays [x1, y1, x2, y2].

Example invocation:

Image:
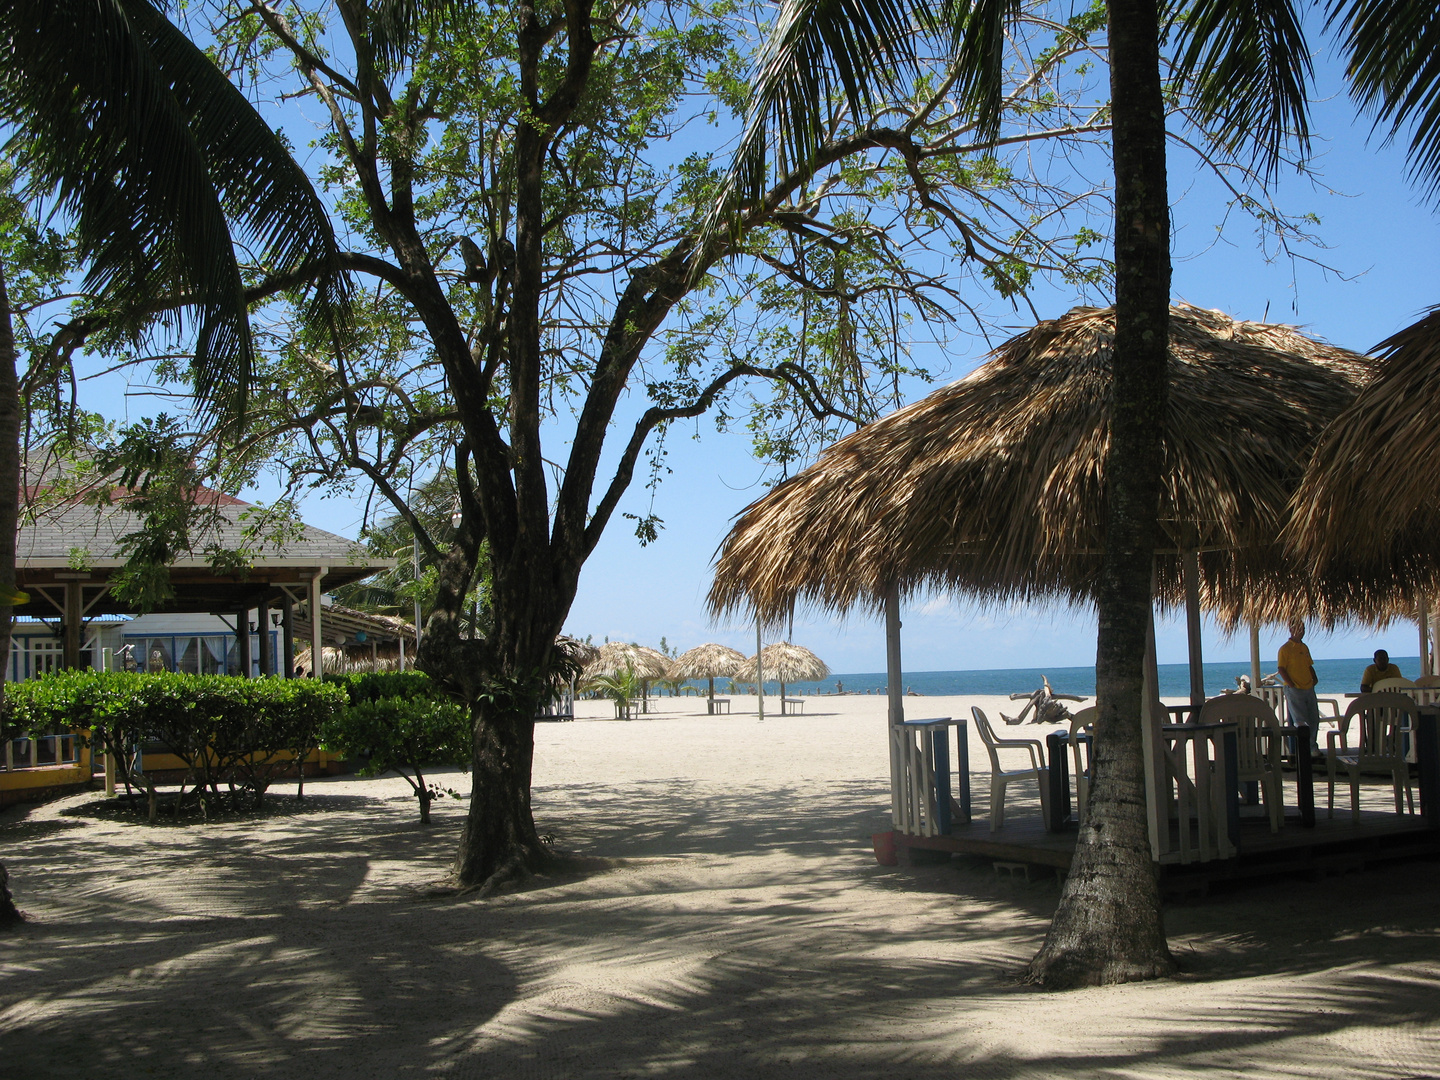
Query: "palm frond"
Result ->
[[1166, 0, 1312, 175], [1328, 0, 1440, 202], [0, 0, 350, 424]]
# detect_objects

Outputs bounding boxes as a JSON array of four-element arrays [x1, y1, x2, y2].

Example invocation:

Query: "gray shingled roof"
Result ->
[[17, 495, 375, 570]]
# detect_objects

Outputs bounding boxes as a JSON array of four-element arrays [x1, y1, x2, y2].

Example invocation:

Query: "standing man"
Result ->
[[1278, 618, 1321, 756]]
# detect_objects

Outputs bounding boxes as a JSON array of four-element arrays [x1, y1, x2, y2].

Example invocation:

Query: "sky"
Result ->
[[146, 29, 1440, 678]]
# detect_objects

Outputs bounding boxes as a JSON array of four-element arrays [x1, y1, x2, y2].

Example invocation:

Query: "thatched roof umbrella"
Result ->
[[736, 642, 830, 705], [1288, 308, 1440, 669], [668, 643, 746, 714], [583, 642, 670, 712], [710, 304, 1394, 708], [583, 641, 669, 680]]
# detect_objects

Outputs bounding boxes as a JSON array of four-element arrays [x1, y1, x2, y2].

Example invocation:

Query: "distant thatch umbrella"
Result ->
[[736, 642, 830, 701], [556, 636, 600, 668], [710, 304, 1408, 643], [583, 642, 670, 712], [583, 641, 669, 680], [1290, 307, 1440, 580], [668, 643, 746, 714]]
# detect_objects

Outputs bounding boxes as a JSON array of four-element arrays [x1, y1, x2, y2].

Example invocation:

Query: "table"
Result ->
[[1045, 729, 1089, 832]]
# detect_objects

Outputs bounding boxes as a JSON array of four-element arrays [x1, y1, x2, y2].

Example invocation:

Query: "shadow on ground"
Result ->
[[3, 771, 1440, 1079]]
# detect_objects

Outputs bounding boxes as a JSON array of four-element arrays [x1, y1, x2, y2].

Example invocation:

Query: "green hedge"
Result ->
[[319, 674, 471, 824], [5, 671, 347, 815], [323, 670, 441, 705]]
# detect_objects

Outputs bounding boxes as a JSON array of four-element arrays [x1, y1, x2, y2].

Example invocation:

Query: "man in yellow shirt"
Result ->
[[1360, 649, 1404, 692], [1277, 618, 1321, 755]]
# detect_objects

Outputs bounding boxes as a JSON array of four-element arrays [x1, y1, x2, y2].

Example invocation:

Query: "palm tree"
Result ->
[[0, 0, 350, 420], [724, 0, 1311, 986], [0, 0, 351, 932]]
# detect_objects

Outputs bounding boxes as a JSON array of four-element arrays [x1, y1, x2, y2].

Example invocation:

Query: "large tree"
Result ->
[[190, 0, 1136, 893], [725, 0, 1314, 985]]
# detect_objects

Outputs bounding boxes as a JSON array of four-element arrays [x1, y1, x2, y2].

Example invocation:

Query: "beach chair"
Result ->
[[1373, 676, 1417, 691], [971, 707, 1049, 832], [1068, 706, 1097, 824], [1198, 694, 1283, 833], [1328, 692, 1416, 822]]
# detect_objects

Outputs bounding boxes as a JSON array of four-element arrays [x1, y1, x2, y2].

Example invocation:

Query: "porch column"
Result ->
[[281, 594, 295, 678], [237, 607, 252, 677], [257, 599, 273, 677], [63, 580, 82, 669], [309, 568, 326, 679]]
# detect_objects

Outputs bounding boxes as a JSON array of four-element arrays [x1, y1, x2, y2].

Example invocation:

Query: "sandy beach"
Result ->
[[3, 691, 1439, 1078]]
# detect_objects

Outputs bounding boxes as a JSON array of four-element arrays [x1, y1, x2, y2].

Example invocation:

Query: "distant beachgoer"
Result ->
[[1277, 618, 1321, 755], [835, 681, 843, 695], [1360, 649, 1404, 692]]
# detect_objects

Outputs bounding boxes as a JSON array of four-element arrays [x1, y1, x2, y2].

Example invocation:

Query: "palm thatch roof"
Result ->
[[668, 643, 746, 681], [557, 636, 601, 668], [735, 642, 830, 684], [711, 303, 1413, 630], [583, 641, 670, 681], [1289, 306, 1440, 580]]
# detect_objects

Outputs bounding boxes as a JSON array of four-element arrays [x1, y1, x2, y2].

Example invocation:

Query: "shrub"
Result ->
[[320, 692, 470, 823], [5, 671, 347, 816], [324, 670, 440, 705]]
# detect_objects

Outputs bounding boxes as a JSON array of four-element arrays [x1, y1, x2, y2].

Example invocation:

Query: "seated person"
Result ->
[[1361, 649, 1405, 692]]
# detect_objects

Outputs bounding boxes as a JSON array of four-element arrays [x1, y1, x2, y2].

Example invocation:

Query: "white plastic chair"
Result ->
[[1198, 694, 1284, 833], [1328, 692, 1416, 822], [1068, 706, 1097, 823], [971, 706, 1050, 832], [1373, 676, 1417, 691]]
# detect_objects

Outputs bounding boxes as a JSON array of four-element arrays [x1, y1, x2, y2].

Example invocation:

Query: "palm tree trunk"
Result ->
[[1026, 0, 1174, 986], [0, 269, 22, 928]]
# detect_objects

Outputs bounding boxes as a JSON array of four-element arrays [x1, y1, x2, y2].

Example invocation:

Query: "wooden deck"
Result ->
[[894, 804, 1440, 892]]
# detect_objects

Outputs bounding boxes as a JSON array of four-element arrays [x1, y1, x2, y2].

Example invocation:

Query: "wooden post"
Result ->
[[1420, 596, 1432, 678], [397, 633, 405, 671], [755, 617, 764, 722], [256, 599, 273, 677], [1183, 549, 1204, 716], [1249, 621, 1262, 695], [281, 594, 295, 678], [237, 608, 252, 677], [885, 585, 904, 727], [886, 584, 905, 831], [310, 569, 326, 679], [63, 580, 82, 669], [1141, 584, 1167, 863]]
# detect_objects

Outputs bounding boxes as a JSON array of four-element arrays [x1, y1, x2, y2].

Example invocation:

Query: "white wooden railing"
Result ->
[[3, 733, 80, 771], [890, 717, 969, 836], [1155, 722, 1237, 864]]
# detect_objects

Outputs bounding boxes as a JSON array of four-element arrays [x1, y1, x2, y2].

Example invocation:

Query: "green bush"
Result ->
[[320, 692, 471, 823], [5, 671, 347, 816], [324, 670, 440, 705]]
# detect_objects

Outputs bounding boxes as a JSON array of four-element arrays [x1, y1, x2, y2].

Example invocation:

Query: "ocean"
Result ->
[[705, 656, 1419, 700]]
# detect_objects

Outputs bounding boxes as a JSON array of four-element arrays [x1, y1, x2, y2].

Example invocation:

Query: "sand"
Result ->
[[3, 691, 1440, 1079]]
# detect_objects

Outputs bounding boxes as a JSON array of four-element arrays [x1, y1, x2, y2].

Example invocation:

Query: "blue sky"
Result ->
[[243, 44, 1439, 678]]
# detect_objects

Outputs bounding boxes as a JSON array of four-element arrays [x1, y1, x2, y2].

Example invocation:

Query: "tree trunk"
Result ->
[[0, 269, 19, 929], [422, 539, 554, 890], [1026, 0, 1175, 987]]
